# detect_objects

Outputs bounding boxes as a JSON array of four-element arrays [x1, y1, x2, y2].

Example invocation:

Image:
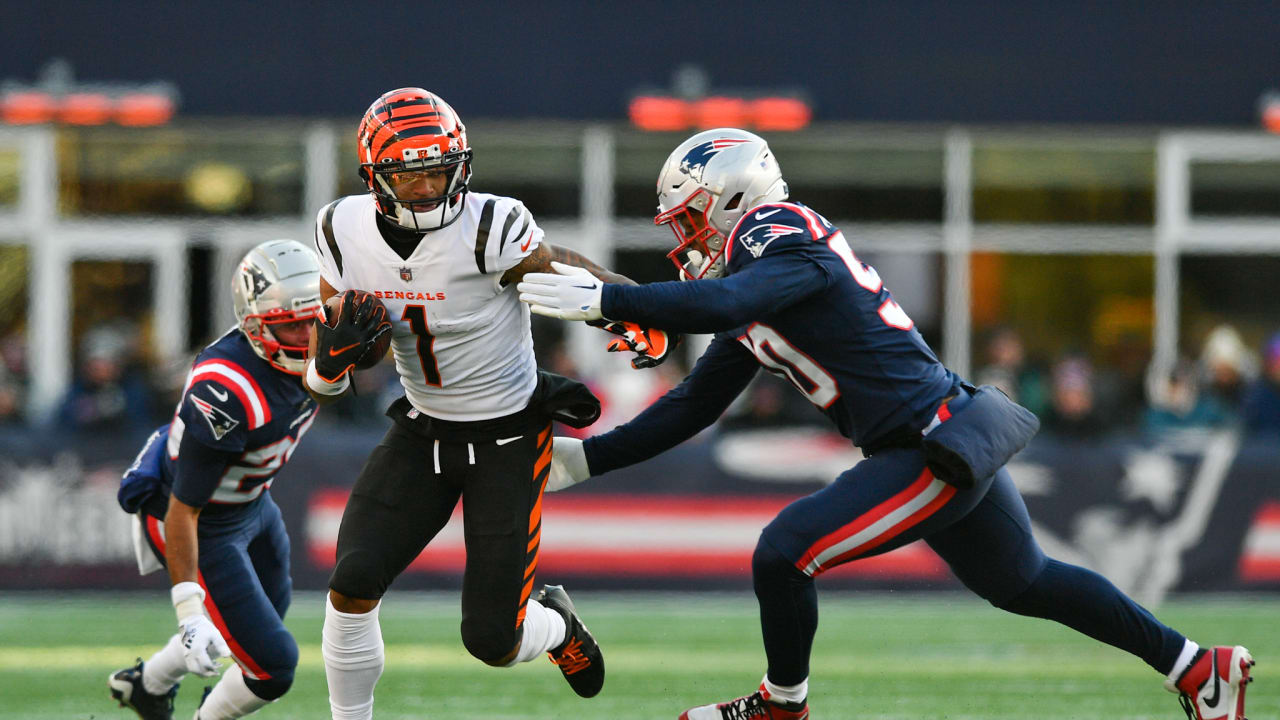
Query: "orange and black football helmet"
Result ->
[[357, 88, 472, 231]]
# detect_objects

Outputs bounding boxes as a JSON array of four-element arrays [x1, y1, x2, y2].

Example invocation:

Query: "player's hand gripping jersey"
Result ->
[[590, 202, 958, 468], [314, 192, 541, 421]]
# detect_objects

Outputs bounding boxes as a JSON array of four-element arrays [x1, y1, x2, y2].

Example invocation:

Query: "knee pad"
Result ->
[[753, 534, 809, 583], [329, 549, 387, 601], [243, 671, 294, 702], [460, 617, 519, 666], [243, 633, 298, 700]]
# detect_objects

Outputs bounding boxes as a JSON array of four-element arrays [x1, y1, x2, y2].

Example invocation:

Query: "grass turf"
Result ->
[[0, 592, 1274, 719]]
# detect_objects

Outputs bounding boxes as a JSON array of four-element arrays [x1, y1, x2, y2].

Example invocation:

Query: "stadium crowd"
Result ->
[[2, 319, 1280, 448]]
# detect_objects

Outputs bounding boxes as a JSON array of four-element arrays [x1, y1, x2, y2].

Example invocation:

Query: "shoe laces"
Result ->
[[719, 692, 805, 720], [1177, 692, 1196, 720], [549, 637, 592, 675]]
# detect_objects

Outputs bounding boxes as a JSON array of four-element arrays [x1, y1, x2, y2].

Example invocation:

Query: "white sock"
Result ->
[[761, 673, 808, 705], [142, 632, 187, 695], [505, 598, 568, 666], [195, 664, 270, 719], [1165, 639, 1202, 691], [323, 595, 384, 720]]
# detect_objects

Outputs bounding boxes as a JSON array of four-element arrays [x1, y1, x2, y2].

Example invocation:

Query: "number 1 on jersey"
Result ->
[[402, 305, 441, 386]]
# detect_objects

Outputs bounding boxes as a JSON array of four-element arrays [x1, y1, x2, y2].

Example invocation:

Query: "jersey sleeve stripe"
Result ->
[[497, 205, 525, 253], [318, 199, 344, 275], [506, 212, 531, 252], [474, 197, 498, 274], [787, 203, 828, 239], [189, 360, 271, 429]]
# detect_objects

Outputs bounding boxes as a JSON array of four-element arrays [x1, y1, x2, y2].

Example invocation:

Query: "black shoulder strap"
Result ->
[[474, 197, 498, 274]]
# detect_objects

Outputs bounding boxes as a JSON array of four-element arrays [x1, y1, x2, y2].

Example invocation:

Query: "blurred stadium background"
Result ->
[[1, 2, 1279, 718]]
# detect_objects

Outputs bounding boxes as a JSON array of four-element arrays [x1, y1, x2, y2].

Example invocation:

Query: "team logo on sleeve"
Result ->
[[738, 223, 804, 258], [191, 393, 240, 440], [678, 138, 750, 183]]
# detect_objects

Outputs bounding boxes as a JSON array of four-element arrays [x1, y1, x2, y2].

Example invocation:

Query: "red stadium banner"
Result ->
[[304, 490, 948, 581]]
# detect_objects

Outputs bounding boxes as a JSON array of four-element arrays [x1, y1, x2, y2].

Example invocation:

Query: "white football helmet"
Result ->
[[232, 239, 323, 375], [654, 128, 788, 280]]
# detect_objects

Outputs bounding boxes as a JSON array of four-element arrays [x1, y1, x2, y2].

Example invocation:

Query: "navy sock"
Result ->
[[752, 539, 818, 686], [1000, 558, 1185, 674]]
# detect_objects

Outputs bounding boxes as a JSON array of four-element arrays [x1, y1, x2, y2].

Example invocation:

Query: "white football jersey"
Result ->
[[313, 192, 541, 421]]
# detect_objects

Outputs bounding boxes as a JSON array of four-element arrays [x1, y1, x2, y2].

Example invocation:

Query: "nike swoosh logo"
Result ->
[[496, 435, 523, 445], [520, 235, 533, 252], [208, 387, 228, 402], [755, 209, 781, 219], [329, 342, 360, 356], [572, 284, 598, 290], [1204, 653, 1222, 707]]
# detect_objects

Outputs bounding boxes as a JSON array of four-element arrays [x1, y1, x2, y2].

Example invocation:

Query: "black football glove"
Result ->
[[593, 320, 680, 369], [313, 291, 392, 382]]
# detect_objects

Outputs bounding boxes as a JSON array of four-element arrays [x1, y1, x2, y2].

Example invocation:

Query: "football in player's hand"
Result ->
[[320, 290, 393, 369]]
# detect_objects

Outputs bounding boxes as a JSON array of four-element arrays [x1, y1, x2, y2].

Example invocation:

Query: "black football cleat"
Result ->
[[108, 659, 178, 720], [539, 584, 605, 698]]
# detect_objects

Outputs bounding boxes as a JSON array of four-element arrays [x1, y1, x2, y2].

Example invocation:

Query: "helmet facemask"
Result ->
[[362, 150, 472, 232], [241, 311, 319, 375], [657, 188, 731, 280]]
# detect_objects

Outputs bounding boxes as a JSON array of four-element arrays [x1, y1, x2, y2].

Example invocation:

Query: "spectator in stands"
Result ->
[[0, 366, 22, 426], [721, 373, 826, 431], [974, 326, 1048, 416], [1042, 355, 1109, 439], [1199, 324, 1255, 416], [56, 324, 155, 436], [1241, 332, 1280, 435], [1142, 357, 1231, 435]]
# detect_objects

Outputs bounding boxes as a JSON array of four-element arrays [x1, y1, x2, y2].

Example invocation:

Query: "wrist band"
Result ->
[[306, 360, 350, 396], [171, 581, 206, 622]]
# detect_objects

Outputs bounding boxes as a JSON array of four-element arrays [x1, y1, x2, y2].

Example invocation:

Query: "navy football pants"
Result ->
[[144, 494, 298, 700], [755, 431, 1186, 687]]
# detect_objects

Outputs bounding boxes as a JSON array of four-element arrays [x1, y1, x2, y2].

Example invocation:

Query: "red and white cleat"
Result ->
[[678, 690, 808, 720], [1166, 645, 1255, 720]]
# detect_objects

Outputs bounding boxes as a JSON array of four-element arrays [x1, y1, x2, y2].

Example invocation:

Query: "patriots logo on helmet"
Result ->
[[678, 138, 751, 184], [243, 263, 272, 296], [191, 393, 240, 441], [738, 223, 804, 259]]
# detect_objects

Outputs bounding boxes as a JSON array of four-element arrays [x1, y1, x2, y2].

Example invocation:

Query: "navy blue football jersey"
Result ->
[[718, 201, 957, 443], [163, 329, 318, 507], [593, 200, 959, 461]]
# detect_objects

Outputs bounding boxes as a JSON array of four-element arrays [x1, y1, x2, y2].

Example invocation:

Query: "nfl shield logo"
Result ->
[[399, 266, 413, 282]]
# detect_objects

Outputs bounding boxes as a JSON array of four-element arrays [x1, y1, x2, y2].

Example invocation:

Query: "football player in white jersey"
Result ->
[[303, 87, 671, 720]]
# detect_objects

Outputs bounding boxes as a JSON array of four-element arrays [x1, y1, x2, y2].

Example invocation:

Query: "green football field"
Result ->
[[0, 591, 1274, 719]]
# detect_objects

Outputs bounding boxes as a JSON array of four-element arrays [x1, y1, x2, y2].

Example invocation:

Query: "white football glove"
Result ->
[[172, 581, 230, 677], [546, 436, 591, 492], [517, 261, 604, 322]]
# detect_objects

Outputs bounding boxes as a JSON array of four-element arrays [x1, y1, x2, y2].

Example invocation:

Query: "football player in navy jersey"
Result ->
[[109, 239, 323, 720], [518, 129, 1254, 720]]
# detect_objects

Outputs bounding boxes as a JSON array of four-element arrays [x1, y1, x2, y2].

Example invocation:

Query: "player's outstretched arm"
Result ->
[[510, 246, 681, 368], [501, 242, 636, 287]]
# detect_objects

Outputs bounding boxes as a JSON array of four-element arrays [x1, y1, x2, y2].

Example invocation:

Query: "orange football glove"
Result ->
[[594, 320, 680, 369]]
